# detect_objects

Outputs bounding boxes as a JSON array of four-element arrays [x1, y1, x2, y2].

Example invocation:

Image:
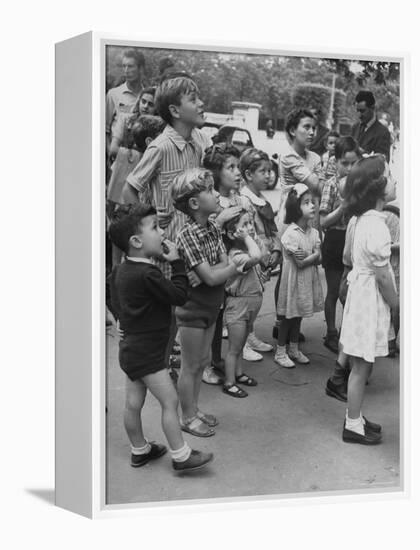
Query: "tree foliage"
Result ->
[[106, 46, 400, 129]]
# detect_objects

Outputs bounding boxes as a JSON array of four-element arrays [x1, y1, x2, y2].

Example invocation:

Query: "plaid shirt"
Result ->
[[319, 175, 347, 230], [177, 218, 226, 271]]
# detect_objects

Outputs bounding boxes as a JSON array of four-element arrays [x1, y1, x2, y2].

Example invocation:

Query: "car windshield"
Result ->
[[232, 129, 252, 146]]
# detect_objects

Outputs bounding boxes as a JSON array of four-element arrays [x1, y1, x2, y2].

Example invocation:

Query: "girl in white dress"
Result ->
[[340, 155, 398, 445]]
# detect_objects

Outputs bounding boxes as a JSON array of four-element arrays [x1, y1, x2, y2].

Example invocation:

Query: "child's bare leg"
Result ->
[[124, 377, 147, 447], [193, 324, 217, 412], [177, 326, 208, 421], [225, 322, 248, 384], [143, 369, 184, 451], [347, 356, 371, 419]]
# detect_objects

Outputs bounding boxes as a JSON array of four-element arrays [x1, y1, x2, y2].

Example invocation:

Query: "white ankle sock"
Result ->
[[345, 410, 365, 435], [170, 442, 192, 462], [131, 441, 151, 455], [289, 342, 298, 354], [276, 345, 287, 356]]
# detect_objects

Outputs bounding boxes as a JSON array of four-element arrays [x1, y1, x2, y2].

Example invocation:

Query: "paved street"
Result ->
[[105, 275, 400, 506], [105, 130, 401, 506]]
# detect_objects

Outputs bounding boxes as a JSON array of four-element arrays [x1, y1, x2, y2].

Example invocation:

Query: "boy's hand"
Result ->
[[116, 320, 125, 339], [161, 239, 180, 262], [187, 270, 202, 287], [157, 210, 174, 229], [233, 226, 249, 241]]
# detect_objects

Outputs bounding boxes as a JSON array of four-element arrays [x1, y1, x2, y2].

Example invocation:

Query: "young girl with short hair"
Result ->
[[274, 183, 324, 368], [339, 155, 398, 445]]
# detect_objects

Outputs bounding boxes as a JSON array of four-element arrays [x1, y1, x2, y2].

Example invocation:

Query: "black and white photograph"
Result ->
[[104, 42, 402, 506]]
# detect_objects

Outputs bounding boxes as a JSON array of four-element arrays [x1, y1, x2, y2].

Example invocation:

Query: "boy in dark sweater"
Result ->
[[109, 204, 213, 472]]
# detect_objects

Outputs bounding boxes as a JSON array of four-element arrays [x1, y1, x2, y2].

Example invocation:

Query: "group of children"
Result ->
[[106, 69, 400, 474]]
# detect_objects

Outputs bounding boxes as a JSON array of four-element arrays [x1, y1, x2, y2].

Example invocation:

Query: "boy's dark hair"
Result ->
[[343, 155, 387, 217], [355, 90, 375, 107], [154, 72, 199, 124], [334, 135, 362, 160], [122, 48, 145, 69], [131, 115, 165, 153], [285, 109, 316, 140], [284, 188, 310, 224], [239, 148, 270, 179], [108, 203, 156, 254], [171, 168, 214, 215], [203, 143, 240, 190], [222, 209, 248, 251]]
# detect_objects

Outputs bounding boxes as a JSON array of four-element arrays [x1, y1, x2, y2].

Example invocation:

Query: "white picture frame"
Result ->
[[55, 31, 408, 518]]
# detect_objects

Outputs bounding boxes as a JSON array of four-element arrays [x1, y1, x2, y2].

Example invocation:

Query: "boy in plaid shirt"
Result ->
[[172, 168, 239, 437]]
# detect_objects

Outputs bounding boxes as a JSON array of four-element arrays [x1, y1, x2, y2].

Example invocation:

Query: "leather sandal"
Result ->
[[223, 383, 248, 398]]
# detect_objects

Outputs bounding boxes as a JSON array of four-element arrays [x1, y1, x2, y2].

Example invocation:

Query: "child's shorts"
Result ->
[[321, 228, 346, 271], [176, 283, 224, 329], [224, 294, 263, 328], [119, 329, 168, 381]]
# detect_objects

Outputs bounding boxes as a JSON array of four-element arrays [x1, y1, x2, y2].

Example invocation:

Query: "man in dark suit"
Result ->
[[351, 90, 391, 161]]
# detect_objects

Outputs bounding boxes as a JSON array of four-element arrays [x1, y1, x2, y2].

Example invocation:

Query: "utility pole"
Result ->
[[327, 73, 337, 129]]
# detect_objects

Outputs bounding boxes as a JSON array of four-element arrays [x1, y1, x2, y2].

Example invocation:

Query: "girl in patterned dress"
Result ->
[[340, 155, 398, 445], [274, 183, 324, 368]]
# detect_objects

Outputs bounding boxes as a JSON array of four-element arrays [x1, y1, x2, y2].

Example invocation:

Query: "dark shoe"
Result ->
[[363, 416, 382, 433], [342, 427, 382, 445], [236, 373, 258, 386], [131, 442, 167, 467], [324, 332, 339, 353], [325, 378, 347, 402], [172, 450, 214, 472]]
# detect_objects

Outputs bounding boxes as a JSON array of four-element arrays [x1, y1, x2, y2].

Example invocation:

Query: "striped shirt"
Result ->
[[176, 218, 226, 271], [126, 124, 211, 276]]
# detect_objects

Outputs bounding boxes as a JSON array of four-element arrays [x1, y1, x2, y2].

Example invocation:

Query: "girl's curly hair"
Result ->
[[343, 155, 387, 217], [202, 143, 240, 190]]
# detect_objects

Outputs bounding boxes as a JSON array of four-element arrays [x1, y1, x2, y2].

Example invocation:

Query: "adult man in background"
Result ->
[[105, 49, 144, 152], [351, 90, 391, 162]]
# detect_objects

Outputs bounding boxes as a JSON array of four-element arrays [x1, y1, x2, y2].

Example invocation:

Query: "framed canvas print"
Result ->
[[55, 32, 407, 518]]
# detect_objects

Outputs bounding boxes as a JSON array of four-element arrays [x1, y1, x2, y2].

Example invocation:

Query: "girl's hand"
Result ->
[[233, 226, 249, 241], [216, 206, 243, 226], [187, 270, 202, 287], [268, 251, 281, 267], [161, 239, 180, 262], [293, 248, 307, 260]]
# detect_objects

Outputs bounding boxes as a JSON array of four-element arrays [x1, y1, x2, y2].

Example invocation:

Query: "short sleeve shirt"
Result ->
[[225, 248, 264, 297], [176, 218, 226, 271], [105, 82, 140, 136], [279, 145, 322, 187]]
